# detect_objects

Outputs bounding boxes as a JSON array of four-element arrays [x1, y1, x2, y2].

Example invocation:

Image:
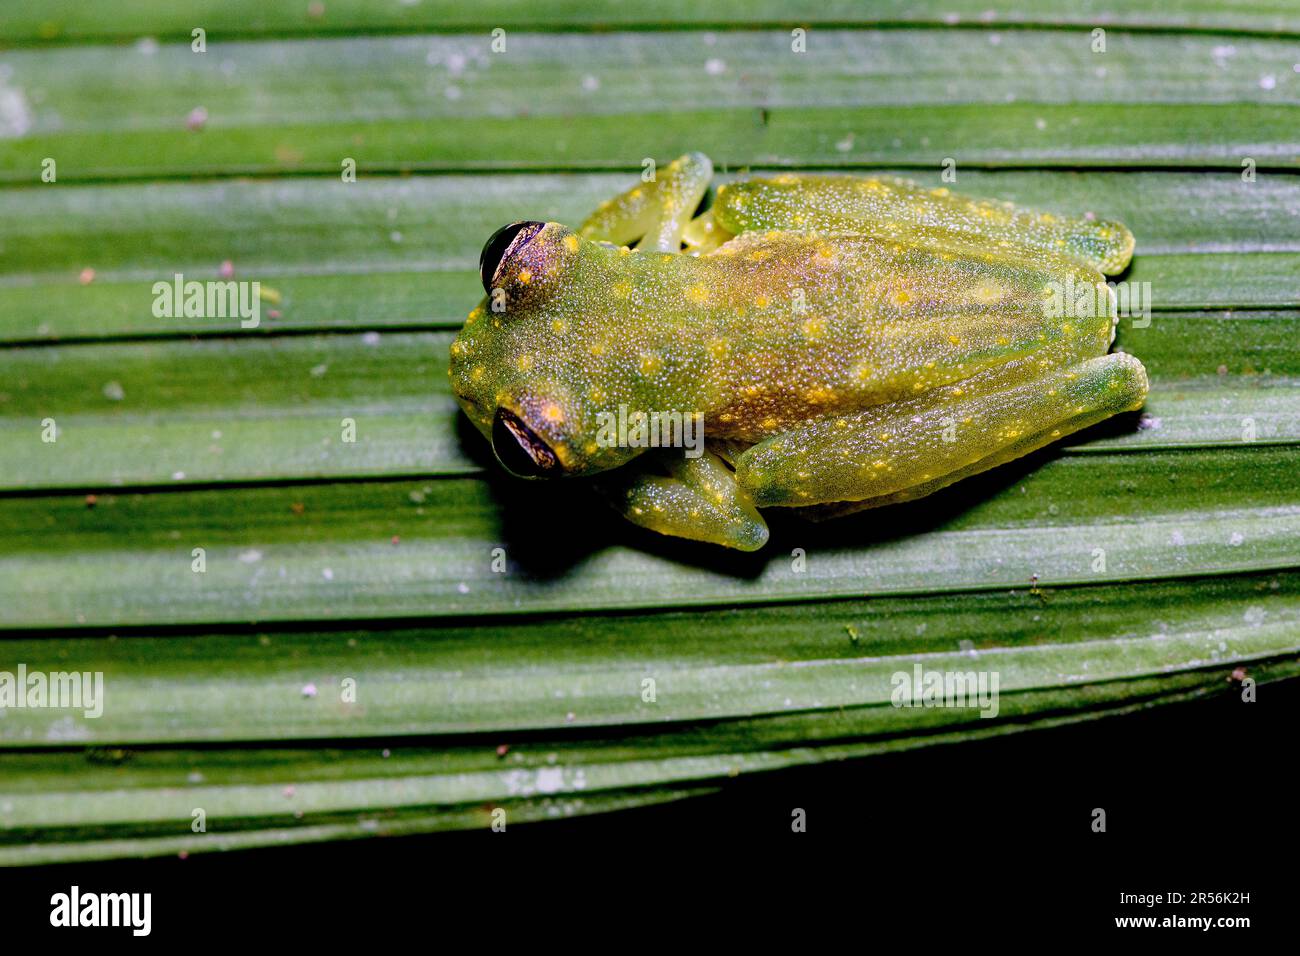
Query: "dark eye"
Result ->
[[480, 221, 546, 294], [493, 407, 560, 478]]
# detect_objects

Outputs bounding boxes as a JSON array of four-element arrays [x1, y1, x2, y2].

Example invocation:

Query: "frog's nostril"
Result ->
[[480, 221, 547, 294], [492, 407, 560, 478]]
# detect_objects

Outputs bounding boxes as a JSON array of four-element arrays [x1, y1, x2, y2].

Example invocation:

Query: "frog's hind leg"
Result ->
[[734, 352, 1149, 514], [594, 447, 769, 551], [711, 173, 1134, 275], [579, 152, 719, 254]]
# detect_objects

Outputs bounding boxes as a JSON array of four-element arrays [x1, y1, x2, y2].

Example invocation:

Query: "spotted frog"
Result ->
[[450, 153, 1146, 550]]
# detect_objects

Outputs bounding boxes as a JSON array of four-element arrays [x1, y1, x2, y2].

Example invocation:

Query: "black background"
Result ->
[[3, 673, 1291, 940]]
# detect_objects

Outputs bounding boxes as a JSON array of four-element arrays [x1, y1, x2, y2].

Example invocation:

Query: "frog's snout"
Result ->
[[493, 407, 561, 478], [480, 220, 547, 293]]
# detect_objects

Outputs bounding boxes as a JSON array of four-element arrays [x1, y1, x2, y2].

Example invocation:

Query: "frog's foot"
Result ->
[[734, 352, 1149, 516], [595, 448, 769, 551], [578, 152, 715, 254]]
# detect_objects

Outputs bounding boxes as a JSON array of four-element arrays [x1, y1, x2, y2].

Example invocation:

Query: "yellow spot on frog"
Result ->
[[516, 354, 533, 372], [685, 284, 709, 305], [517, 268, 532, 284], [543, 404, 563, 423]]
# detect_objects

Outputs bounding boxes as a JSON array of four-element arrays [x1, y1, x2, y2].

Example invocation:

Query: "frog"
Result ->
[[449, 152, 1148, 551]]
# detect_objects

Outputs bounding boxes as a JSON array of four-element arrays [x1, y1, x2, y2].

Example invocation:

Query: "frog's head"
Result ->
[[449, 220, 645, 479]]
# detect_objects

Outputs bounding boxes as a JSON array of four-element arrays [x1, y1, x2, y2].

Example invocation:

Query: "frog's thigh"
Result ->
[[595, 449, 769, 551], [578, 152, 713, 253], [734, 352, 1149, 510], [713, 174, 1134, 275]]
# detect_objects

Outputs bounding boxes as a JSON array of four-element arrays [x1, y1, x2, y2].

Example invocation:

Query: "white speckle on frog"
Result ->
[[362, 331, 381, 346], [1171, 530, 1186, 546], [389, 230, 403, 243], [581, 74, 599, 92], [135, 37, 159, 55], [301, 683, 317, 698], [446, 52, 467, 75], [705, 58, 726, 76], [322, 568, 334, 581], [238, 549, 263, 563], [444, 85, 462, 101], [171, 471, 186, 481], [1243, 606, 1265, 626], [310, 363, 328, 377], [103, 381, 125, 401], [836, 134, 855, 153], [1229, 532, 1244, 546], [456, 582, 470, 594], [1259, 74, 1277, 90]]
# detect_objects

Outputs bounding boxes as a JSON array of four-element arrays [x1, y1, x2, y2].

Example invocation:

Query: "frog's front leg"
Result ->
[[733, 352, 1148, 513], [578, 152, 716, 253], [594, 447, 769, 551]]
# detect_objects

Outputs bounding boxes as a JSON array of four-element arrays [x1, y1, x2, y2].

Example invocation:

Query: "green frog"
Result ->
[[450, 153, 1146, 550]]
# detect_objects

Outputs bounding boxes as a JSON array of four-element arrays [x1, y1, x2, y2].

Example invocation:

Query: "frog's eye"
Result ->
[[480, 220, 547, 294], [493, 407, 560, 478]]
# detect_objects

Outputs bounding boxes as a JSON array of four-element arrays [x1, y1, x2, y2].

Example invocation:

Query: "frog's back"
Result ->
[[647, 230, 1114, 441]]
